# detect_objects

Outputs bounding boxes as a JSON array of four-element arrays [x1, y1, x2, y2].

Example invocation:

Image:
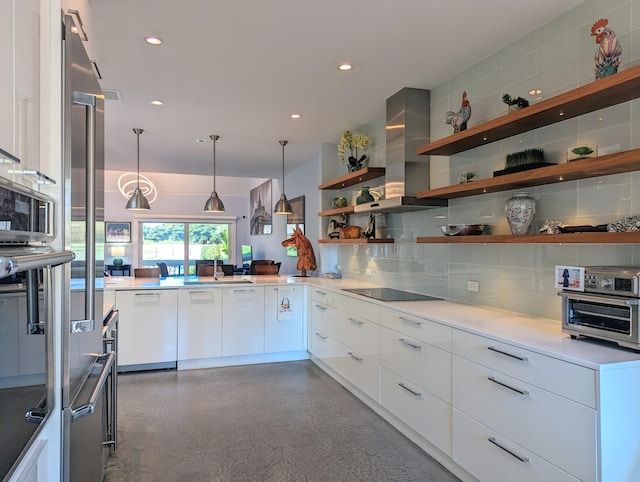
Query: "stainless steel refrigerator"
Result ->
[[62, 14, 116, 481]]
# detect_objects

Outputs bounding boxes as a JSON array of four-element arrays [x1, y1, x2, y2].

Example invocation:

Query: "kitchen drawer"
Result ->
[[345, 311, 380, 362], [452, 329, 595, 408], [309, 299, 344, 343], [345, 297, 380, 325], [453, 409, 580, 482], [334, 348, 380, 403], [453, 355, 596, 481], [381, 367, 451, 456], [309, 329, 347, 372], [309, 287, 340, 307], [380, 306, 452, 351], [379, 325, 451, 403]]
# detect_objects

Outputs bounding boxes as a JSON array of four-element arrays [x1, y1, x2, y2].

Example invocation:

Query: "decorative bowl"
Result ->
[[439, 224, 486, 236]]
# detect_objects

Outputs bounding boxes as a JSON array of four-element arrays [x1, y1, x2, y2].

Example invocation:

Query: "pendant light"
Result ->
[[274, 140, 293, 214], [125, 128, 151, 210], [204, 134, 225, 212]]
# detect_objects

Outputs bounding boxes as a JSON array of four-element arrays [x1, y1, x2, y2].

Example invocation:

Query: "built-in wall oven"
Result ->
[[561, 266, 640, 350], [0, 177, 74, 480]]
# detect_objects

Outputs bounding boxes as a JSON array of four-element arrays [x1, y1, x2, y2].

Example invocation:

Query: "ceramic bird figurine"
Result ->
[[445, 91, 471, 134], [591, 18, 622, 80]]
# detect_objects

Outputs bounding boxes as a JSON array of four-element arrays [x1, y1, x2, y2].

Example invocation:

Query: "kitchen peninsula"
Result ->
[[105, 274, 640, 482]]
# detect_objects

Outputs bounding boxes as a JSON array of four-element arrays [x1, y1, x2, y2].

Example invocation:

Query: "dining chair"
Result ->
[[134, 267, 161, 278], [197, 265, 216, 276], [255, 264, 279, 275], [249, 260, 273, 275], [157, 262, 169, 277]]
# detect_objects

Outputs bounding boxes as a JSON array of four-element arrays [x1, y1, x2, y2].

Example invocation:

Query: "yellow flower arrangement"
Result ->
[[337, 130, 371, 162]]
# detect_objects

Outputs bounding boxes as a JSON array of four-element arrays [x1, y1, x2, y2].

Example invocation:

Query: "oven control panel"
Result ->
[[584, 267, 640, 297]]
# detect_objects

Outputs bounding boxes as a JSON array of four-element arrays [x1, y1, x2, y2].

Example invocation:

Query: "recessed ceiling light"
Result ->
[[529, 89, 542, 95], [290, 113, 302, 119], [337, 63, 352, 71], [150, 100, 163, 106], [145, 36, 162, 45]]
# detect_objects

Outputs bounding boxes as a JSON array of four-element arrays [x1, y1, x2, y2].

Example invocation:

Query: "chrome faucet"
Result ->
[[213, 258, 218, 280]]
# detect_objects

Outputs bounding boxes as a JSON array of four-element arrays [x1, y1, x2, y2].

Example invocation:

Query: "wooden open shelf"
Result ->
[[318, 206, 355, 217], [319, 238, 395, 244], [417, 232, 640, 244], [318, 167, 385, 190], [417, 150, 640, 200], [416, 65, 640, 156]]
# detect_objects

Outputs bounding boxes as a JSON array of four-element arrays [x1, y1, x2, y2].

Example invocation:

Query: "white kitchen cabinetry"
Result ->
[[17, 292, 45, 376], [0, 0, 16, 162], [222, 286, 265, 356], [452, 329, 596, 481], [264, 285, 305, 353], [177, 288, 222, 360], [0, 0, 40, 178], [115, 290, 178, 368]]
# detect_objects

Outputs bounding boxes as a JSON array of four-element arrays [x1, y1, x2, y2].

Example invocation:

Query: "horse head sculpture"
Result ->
[[281, 227, 317, 277]]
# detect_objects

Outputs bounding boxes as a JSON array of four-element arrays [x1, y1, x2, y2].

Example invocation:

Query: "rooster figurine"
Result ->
[[591, 18, 622, 80], [445, 91, 471, 134]]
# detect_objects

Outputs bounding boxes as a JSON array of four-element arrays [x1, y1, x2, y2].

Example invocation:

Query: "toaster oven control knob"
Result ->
[[600, 279, 613, 289]]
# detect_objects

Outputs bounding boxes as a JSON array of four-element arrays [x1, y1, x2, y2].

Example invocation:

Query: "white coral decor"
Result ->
[[607, 215, 640, 232]]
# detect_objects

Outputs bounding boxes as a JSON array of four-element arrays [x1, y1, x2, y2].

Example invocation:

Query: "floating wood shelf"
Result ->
[[318, 167, 385, 190], [318, 206, 355, 217], [416, 150, 640, 200], [319, 238, 395, 244], [416, 232, 640, 244], [416, 65, 640, 156]]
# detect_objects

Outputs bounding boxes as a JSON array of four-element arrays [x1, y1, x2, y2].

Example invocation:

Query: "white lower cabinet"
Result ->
[[453, 409, 579, 482], [381, 367, 451, 455], [309, 330, 345, 368], [177, 288, 222, 360], [115, 289, 178, 367], [379, 325, 451, 403], [222, 286, 265, 356], [453, 354, 596, 481], [264, 285, 304, 352], [0, 294, 20, 377]]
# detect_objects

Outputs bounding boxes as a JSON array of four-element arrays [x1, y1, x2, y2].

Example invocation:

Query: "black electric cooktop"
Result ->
[[343, 288, 442, 302]]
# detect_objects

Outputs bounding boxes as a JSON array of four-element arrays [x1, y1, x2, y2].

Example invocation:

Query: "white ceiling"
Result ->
[[86, 0, 582, 180]]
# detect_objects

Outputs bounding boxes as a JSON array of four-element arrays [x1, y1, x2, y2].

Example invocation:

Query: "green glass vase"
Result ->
[[356, 187, 374, 205]]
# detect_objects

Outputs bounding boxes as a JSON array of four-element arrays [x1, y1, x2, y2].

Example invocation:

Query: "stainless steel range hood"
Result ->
[[354, 87, 447, 214]]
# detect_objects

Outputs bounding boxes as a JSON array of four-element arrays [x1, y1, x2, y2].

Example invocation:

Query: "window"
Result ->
[[139, 219, 235, 276]]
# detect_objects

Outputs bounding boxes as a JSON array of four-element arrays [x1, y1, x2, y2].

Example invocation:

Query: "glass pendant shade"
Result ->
[[204, 134, 225, 212], [274, 140, 293, 214], [126, 128, 151, 210]]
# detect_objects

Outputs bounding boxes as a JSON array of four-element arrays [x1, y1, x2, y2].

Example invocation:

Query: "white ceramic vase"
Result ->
[[505, 192, 536, 234]]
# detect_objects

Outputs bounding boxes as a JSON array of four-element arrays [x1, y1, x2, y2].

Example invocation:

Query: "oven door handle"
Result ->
[[70, 352, 115, 421], [558, 291, 639, 306], [0, 250, 75, 279]]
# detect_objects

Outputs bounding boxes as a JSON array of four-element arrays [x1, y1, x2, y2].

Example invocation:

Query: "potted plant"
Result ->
[[338, 130, 371, 173], [502, 94, 530, 112]]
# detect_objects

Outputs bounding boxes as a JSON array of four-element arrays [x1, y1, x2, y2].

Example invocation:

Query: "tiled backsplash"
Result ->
[[329, 0, 640, 321]]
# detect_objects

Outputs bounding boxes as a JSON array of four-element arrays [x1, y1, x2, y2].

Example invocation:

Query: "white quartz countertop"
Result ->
[[103, 275, 640, 370]]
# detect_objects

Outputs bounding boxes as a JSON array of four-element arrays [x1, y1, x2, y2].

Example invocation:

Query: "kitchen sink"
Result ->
[[182, 278, 253, 285]]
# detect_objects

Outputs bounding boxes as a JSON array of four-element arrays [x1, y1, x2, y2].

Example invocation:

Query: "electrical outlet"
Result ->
[[366, 268, 372, 276], [467, 280, 479, 292]]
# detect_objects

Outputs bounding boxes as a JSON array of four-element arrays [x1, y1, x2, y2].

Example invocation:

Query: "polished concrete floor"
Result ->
[[104, 360, 460, 482]]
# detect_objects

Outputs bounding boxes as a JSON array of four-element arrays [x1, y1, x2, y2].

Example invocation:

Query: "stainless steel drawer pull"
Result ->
[[488, 437, 529, 463], [348, 352, 363, 362], [348, 317, 364, 326], [315, 304, 327, 311], [488, 376, 529, 396], [399, 316, 422, 327], [398, 382, 422, 397], [487, 346, 528, 362], [399, 338, 422, 350], [315, 332, 328, 340]]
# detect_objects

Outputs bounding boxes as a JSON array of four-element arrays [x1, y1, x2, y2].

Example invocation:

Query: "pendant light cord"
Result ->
[[210, 134, 220, 193], [279, 140, 288, 194], [133, 128, 144, 188]]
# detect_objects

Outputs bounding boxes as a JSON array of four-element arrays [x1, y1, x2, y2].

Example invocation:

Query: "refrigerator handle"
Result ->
[[70, 352, 115, 422], [85, 98, 96, 324]]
